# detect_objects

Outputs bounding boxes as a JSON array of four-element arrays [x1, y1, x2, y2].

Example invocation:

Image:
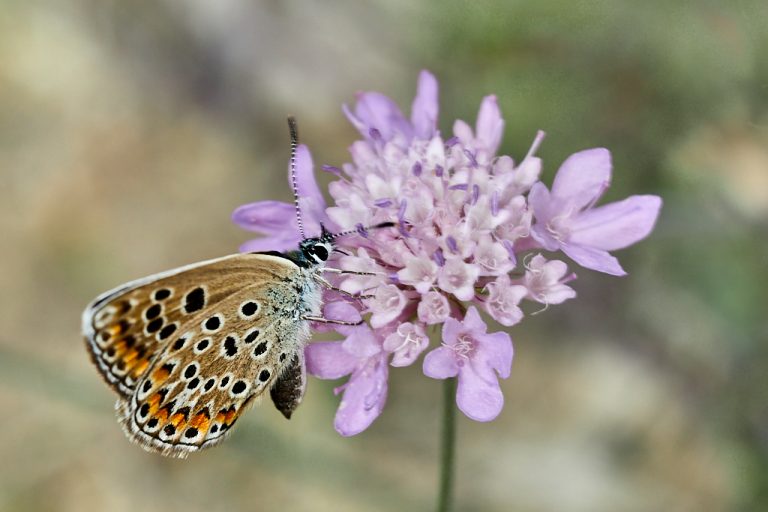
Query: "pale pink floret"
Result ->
[[417, 291, 451, 325], [523, 254, 577, 305], [397, 257, 439, 294], [484, 275, 527, 327], [437, 259, 480, 301], [474, 235, 516, 276], [383, 322, 429, 367], [368, 284, 407, 328]]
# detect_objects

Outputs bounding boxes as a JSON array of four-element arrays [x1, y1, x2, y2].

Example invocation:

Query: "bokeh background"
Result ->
[[2, 1, 767, 511]]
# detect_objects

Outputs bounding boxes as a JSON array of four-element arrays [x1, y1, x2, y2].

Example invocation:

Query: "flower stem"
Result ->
[[436, 377, 457, 512]]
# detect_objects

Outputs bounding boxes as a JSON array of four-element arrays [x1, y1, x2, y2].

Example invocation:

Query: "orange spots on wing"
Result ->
[[224, 407, 238, 426], [111, 340, 127, 355], [147, 392, 164, 414], [169, 413, 187, 429], [155, 408, 170, 423], [152, 366, 170, 383], [123, 348, 139, 364], [131, 359, 150, 378], [189, 412, 210, 432], [107, 322, 127, 337]]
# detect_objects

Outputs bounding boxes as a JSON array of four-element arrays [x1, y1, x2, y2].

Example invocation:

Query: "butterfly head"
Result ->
[[299, 224, 335, 266]]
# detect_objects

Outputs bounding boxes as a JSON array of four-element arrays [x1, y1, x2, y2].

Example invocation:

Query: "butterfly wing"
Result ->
[[83, 254, 277, 395], [83, 252, 320, 457]]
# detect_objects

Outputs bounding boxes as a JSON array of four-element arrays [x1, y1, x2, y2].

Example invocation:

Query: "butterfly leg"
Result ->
[[314, 276, 374, 300], [302, 315, 364, 326], [320, 267, 384, 277]]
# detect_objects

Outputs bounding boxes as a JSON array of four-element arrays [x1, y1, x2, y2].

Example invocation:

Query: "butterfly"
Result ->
[[82, 117, 393, 458]]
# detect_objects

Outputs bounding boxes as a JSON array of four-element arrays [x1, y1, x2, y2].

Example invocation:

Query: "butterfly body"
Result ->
[[83, 246, 331, 458]]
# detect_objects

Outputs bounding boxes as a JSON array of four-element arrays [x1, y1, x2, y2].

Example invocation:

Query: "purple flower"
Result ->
[[529, 149, 662, 276], [383, 322, 429, 367], [423, 307, 513, 421], [522, 254, 577, 304], [417, 291, 451, 325], [305, 322, 389, 437], [233, 70, 662, 436], [483, 275, 527, 326]]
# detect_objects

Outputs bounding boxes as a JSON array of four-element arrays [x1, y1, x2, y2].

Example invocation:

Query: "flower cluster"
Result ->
[[233, 71, 661, 435]]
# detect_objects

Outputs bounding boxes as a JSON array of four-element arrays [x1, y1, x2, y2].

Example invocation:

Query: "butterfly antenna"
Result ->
[[325, 222, 396, 240], [287, 116, 305, 239]]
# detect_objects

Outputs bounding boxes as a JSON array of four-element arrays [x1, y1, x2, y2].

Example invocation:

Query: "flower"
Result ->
[[522, 254, 577, 304], [529, 149, 662, 276], [304, 323, 389, 437], [483, 275, 527, 326], [423, 307, 513, 421], [417, 291, 451, 324], [383, 322, 429, 367], [234, 70, 662, 435]]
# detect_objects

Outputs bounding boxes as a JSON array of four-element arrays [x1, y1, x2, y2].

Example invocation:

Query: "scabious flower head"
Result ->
[[234, 71, 662, 435]]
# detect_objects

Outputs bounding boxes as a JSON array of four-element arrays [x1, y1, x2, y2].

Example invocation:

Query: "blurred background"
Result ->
[[2, 1, 767, 511]]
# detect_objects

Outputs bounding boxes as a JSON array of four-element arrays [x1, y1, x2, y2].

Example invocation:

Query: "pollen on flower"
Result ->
[[450, 334, 476, 363]]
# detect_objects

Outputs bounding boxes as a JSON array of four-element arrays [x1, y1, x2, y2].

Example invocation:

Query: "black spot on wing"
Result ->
[[224, 336, 237, 357], [184, 287, 206, 314]]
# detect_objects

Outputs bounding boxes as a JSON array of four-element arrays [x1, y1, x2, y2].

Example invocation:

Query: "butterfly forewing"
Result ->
[[83, 252, 321, 457]]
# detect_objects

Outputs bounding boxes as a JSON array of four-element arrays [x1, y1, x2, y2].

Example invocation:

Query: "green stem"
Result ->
[[436, 377, 457, 512]]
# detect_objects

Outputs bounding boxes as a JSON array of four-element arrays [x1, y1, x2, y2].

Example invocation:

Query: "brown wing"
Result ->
[[82, 253, 304, 396], [90, 254, 320, 457]]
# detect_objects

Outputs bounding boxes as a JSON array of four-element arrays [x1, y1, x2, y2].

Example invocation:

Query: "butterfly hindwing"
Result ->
[[83, 252, 321, 457]]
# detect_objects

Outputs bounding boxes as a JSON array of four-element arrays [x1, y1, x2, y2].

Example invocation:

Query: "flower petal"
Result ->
[[569, 195, 662, 251], [562, 244, 626, 276], [347, 92, 412, 142], [476, 331, 513, 379], [528, 183, 560, 251], [369, 284, 407, 328], [341, 325, 382, 359], [542, 284, 577, 304], [475, 95, 504, 154], [231, 200, 296, 235], [411, 70, 439, 140], [305, 342, 358, 379], [551, 148, 612, 210], [423, 346, 459, 379], [456, 367, 504, 422], [461, 306, 487, 335], [334, 354, 389, 436], [441, 316, 462, 346], [322, 302, 363, 335]]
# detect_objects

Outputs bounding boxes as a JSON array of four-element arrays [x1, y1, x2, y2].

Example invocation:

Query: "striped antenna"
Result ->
[[287, 116, 305, 239], [323, 222, 396, 241]]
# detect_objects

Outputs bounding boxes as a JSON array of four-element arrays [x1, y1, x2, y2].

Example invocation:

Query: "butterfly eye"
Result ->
[[314, 245, 329, 261]]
